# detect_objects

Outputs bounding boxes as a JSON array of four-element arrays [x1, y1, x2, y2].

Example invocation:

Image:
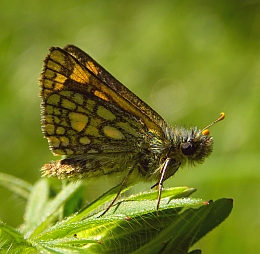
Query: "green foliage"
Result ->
[[0, 173, 232, 253]]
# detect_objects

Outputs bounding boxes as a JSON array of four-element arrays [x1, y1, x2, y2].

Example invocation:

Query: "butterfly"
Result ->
[[39, 45, 224, 215]]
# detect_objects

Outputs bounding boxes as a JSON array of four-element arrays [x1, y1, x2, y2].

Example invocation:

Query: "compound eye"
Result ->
[[181, 142, 197, 155]]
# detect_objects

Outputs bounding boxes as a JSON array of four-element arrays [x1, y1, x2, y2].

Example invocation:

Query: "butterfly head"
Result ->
[[180, 127, 213, 165], [171, 113, 225, 166]]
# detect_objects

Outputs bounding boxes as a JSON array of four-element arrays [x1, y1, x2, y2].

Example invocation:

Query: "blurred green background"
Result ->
[[0, 0, 259, 253]]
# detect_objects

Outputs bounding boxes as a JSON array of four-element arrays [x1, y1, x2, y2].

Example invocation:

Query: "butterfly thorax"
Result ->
[[137, 124, 213, 182]]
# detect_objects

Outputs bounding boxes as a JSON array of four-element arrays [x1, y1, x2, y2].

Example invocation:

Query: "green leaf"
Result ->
[[21, 178, 50, 235], [125, 186, 197, 201], [31, 196, 206, 253], [191, 198, 234, 246], [0, 173, 233, 253], [0, 222, 36, 253], [25, 180, 82, 238], [0, 172, 32, 199], [66, 182, 133, 223]]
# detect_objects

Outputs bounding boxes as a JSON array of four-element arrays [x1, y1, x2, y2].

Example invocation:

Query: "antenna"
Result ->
[[201, 112, 225, 136]]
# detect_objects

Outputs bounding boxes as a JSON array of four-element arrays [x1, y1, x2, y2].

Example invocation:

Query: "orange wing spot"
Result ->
[[53, 149, 67, 156], [45, 105, 54, 115], [42, 77, 54, 89], [79, 136, 91, 145], [47, 58, 62, 72], [86, 61, 99, 75], [97, 106, 116, 120], [48, 136, 60, 148], [45, 124, 55, 135], [73, 93, 84, 105], [86, 149, 99, 154], [69, 112, 88, 132], [45, 69, 56, 80], [53, 83, 64, 91], [47, 94, 61, 106], [56, 126, 65, 135], [60, 90, 73, 97], [54, 73, 67, 83], [94, 90, 109, 101], [45, 115, 54, 124], [61, 99, 77, 110], [103, 126, 125, 140], [60, 136, 69, 146], [86, 99, 96, 112], [70, 64, 89, 83], [85, 126, 100, 137], [116, 122, 139, 137], [65, 149, 74, 155]]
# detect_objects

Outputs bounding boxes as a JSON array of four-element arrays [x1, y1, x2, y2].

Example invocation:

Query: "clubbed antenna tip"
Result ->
[[201, 112, 225, 136]]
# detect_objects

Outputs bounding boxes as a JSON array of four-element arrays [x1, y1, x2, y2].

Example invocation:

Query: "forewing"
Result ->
[[40, 47, 148, 156]]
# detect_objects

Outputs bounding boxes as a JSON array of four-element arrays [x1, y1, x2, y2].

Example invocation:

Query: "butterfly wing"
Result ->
[[40, 46, 166, 156], [40, 46, 167, 179]]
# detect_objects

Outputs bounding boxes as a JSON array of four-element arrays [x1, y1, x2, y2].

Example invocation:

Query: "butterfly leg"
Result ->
[[156, 158, 171, 214], [155, 158, 181, 215], [99, 162, 137, 217]]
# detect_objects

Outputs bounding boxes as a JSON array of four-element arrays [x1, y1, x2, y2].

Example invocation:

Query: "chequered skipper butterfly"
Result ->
[[39, 45, 224, 215]]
